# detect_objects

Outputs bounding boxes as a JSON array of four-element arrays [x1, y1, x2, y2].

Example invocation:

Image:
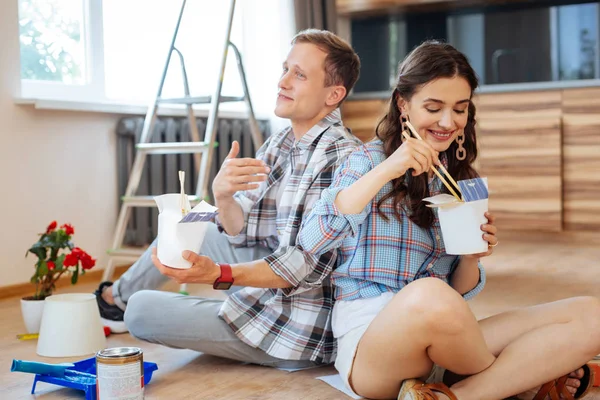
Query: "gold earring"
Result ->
[[400, 115, 408, 142], [456, 130, 466, 160]]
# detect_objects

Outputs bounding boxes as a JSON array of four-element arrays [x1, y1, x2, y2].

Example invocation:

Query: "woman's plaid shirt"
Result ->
[[298, 140, 485, 303]]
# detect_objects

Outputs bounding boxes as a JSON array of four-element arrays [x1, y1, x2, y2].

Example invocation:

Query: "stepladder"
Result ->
[[102, 0, 264, 283]]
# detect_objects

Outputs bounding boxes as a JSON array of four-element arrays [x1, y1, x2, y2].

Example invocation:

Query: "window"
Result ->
[[17, 0, 294, 117], [19, 0, 104, 100], [350, 0, 600, 92], [101, 0, 244, 103], [556, 3, 599, 81], [20, 0, 85, 83]]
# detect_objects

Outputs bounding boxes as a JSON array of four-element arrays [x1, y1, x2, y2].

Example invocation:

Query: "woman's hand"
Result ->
[[381, 137, 439, 180], [463, 211, 498, 260]]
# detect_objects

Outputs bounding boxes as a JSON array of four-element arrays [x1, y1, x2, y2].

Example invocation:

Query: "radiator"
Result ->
[[116, 116, 270, 246]]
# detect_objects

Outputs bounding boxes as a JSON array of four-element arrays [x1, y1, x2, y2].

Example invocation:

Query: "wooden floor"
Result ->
[[2, 230, 600, 399]]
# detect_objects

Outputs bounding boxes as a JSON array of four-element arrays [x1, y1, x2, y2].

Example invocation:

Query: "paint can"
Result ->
[[96, 347, 144, 399]]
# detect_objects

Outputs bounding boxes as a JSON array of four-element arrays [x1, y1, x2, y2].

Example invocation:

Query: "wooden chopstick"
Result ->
[[404, 121, 462, 195], [401, 125, 463, 202], [178, 170, 188, 216]]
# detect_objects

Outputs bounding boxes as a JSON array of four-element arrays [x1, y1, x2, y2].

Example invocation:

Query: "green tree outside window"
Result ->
[[19, 0, 85, 84]]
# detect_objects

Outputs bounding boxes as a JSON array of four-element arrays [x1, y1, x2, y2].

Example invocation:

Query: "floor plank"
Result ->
[[2, 230, 600, 399]]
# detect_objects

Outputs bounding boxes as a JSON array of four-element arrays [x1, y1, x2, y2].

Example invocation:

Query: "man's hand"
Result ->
[[151, 248, 221, 285], [212, 141, 270, 203]]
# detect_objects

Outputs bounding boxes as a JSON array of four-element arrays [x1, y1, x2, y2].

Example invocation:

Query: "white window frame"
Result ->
[[19, 0, 105, 102], [16, 0, 291, 122]]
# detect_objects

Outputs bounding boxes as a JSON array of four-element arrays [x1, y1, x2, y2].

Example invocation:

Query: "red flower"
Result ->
[[61, 223, 74, 236], [46, 221, 57, 234], [80, 252, 96, 270], [63, 251, 78, 267], [47, 261, 55, 271], [63, 247, 96, 270], [71, 247, 83, 258]]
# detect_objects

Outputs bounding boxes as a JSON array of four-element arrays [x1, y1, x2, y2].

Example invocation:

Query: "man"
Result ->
[[96, 29, 362, 369]]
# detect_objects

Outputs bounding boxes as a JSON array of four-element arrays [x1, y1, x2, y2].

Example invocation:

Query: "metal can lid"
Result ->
[[97, 347, 142, 358]]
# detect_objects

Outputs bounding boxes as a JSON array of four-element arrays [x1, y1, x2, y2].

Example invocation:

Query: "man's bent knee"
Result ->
[[124, 290, 161, 340]]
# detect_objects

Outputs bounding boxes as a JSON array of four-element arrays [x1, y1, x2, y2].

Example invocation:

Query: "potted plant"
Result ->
[[21, 221, 96, 333]]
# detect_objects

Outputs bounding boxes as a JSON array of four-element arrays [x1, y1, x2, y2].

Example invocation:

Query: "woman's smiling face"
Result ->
[[399, 76, 472, 153]]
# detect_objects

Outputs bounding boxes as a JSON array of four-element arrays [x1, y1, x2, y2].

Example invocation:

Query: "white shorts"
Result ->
[[333, 292, 442, 397]]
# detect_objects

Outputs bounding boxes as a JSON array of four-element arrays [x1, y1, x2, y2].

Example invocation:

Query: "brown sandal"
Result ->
[[533, 364, 595, 400], [398, 378, 458, 400]]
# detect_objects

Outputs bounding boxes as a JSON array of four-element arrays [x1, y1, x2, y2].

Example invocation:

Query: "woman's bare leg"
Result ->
[[449, 296, 600, 400], [481, 298, 595, 397], [445, 298, 596, 396], [444, 368, 585, 398], [349, 278, 496, 399], [348, 277, 600, 400]]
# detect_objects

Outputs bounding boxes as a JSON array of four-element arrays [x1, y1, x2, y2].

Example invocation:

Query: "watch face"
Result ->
[[213, 281, 233, 290]]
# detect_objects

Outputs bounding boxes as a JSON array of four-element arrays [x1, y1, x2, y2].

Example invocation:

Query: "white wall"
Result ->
[[240, 0, 295, 133], [0, 0, 120, 288]]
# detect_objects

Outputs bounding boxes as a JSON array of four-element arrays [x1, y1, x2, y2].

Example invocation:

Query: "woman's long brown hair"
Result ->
[[376, 41, 480, 228]]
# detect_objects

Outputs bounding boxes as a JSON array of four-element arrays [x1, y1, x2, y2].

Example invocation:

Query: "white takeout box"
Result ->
[[154, 194, 218, 269], [423, 193, 488, 255]]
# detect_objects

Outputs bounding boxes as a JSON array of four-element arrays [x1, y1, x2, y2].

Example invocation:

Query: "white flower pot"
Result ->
[[37, 293, 106, 357], [20, 297, 46, 334]]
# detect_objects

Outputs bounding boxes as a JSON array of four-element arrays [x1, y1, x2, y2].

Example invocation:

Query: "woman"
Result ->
[[298, 41, 600, 400]]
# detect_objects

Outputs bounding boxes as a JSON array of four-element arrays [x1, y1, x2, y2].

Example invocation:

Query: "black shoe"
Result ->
[[94, 281, 128, 333]]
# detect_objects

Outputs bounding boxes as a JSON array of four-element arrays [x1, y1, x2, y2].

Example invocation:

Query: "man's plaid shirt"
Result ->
[[217, 109, 361, 363]]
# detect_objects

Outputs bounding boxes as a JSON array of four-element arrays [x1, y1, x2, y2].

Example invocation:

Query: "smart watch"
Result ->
[[213, 263, 234, 290]]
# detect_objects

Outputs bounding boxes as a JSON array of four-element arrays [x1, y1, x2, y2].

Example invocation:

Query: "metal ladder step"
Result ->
[[121, 195, 202, 207], [136, 142, 210, 155], [157, 95, 245, 105]]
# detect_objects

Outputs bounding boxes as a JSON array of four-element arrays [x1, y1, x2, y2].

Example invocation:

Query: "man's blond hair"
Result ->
[[292, 29, 360, 104]]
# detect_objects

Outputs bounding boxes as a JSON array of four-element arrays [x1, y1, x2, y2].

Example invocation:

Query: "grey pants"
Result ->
[[112, 223, 319, 369]]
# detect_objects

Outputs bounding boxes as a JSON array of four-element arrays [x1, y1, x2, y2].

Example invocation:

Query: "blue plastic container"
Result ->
[[30, 356, 158, 399]]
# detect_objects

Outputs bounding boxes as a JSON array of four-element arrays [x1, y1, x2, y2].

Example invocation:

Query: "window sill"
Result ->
[[14, 97, 267, 120]]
